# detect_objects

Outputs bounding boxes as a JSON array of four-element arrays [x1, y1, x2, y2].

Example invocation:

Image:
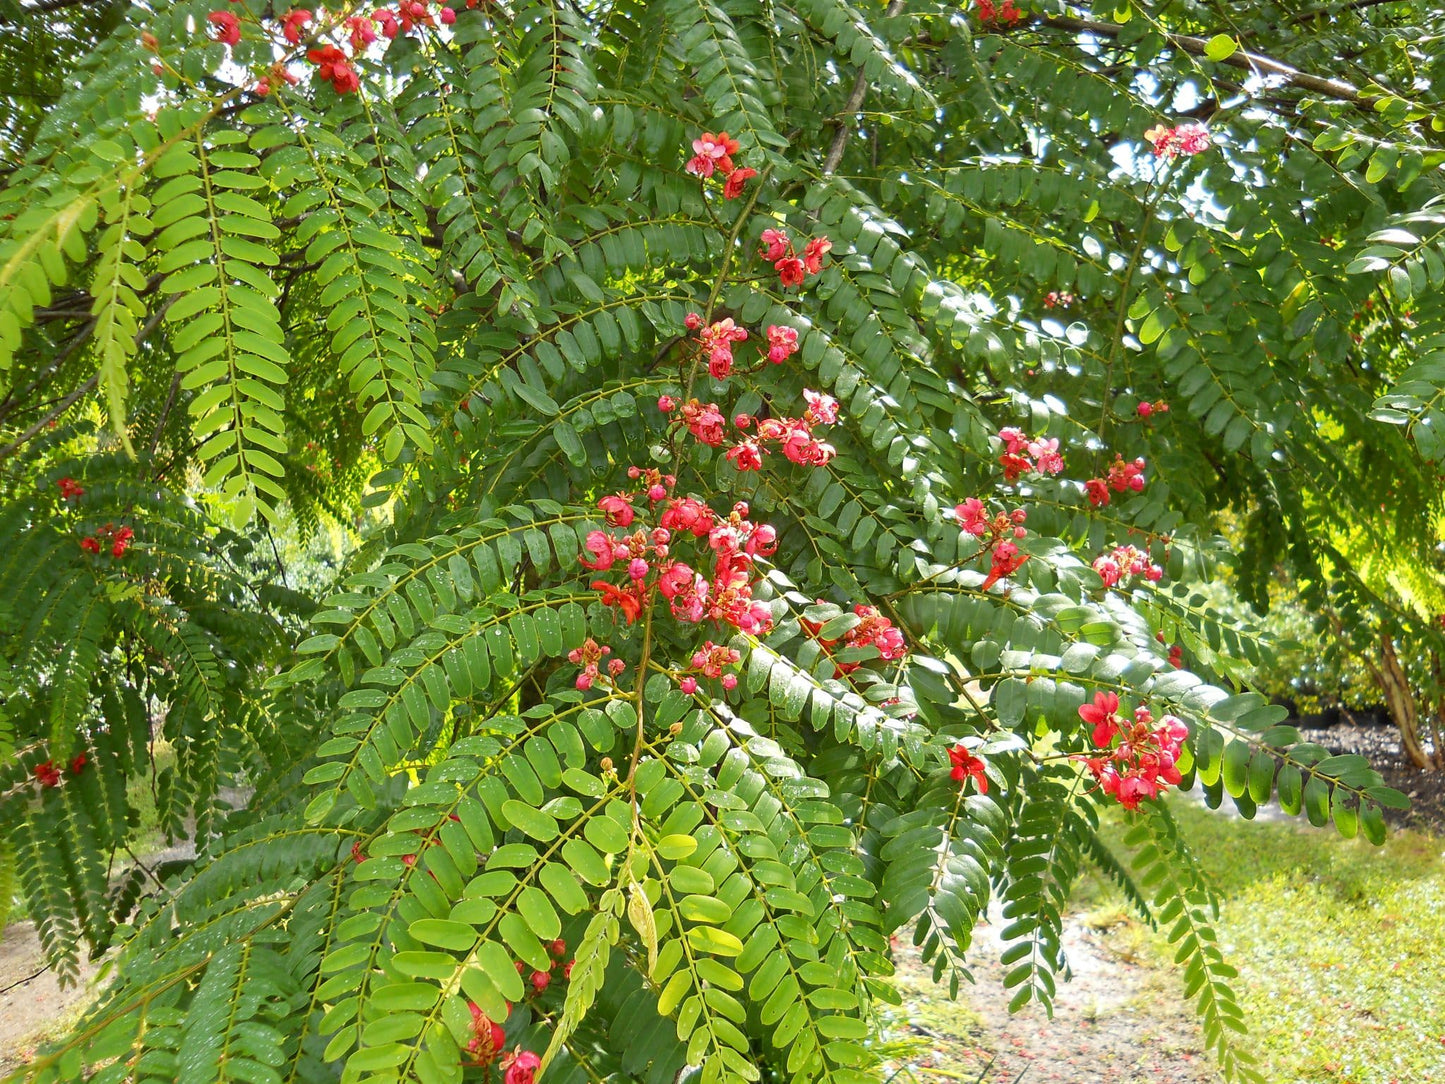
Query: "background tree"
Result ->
[[1, 2, 1440, 1084]]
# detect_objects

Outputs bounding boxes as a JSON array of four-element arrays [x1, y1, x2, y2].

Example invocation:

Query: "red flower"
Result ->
[[948, 744, 988, 794], [1084, 477, 1110, 507], [308, 45, 360, 94], [465, 1002, 507, 1065], [530, 969, 550, 993], [592, 580, 643, 624], [351, 841, 365, 862], [67, 753, 87, 775], [549, 938, 566, 957], [503, 1050, 541, 1084], [802, 389, 838, 425], [33, 761, 61, 788], [980, 540, 1027, 591], [111, 525, 134, 557], [281, 8, 312, 44], [1078, 691, 1122, 748], [726, 439, 764, 472], [80, 536, 101, 554], [374, 7, 400, 36], [347, 14, 377, 49], [775, 257, 805, 288], [57, 477, 84, 500], [563, 959, 574, 980], [207, 10, 241, 44], [802, 236, 832, 275], [723, 167, 757, 200], [686, 131, 739, 177]]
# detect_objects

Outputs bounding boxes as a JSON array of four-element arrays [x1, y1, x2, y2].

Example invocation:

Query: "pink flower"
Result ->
[[679, 676, 698, 694], [1027, 437, 1064, 475], [207, 10, 241, 44], [684, 312, 702, 330], [374, 7, 400, 35], [686, 131, 739, 177], [1092, 555, 1121, 587], [802, 389, 838, 425], [1137, 401, 1153, 417], [579, 530, 617, 571], [726, 439, 764, 472], [759, 229, 790, 262], [766, 324, 798, 364], [954, 498, 990, 537], [627, 557, 649, 581], [723, 167, 757, 200], [658, 395, 676, 413], [598, 493, 635, 527], [347, 14, 377, 48], [439, 5, 455, 23]]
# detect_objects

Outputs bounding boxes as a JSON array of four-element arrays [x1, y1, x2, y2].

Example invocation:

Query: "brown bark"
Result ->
[[1373, 634, 1432, 770]]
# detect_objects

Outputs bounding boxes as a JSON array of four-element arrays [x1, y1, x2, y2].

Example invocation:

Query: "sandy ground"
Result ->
[[0, 922, 101, 1075], [891, 908, 1217, 1084]]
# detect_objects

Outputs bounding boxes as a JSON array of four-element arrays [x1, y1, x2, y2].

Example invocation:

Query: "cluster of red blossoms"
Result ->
[[32, 754, 87, 788], [683, 132, 757, 200], [80, 523, 134, 557], [800, 604, 907, 678], [1084, 455, 1147, 508], [953, 498, 1031, 591], [1076, 693, 1189, 810], [1042, 290, 1075, 309], [514, 938, 571, 994], [997, 427, 1065, 482], [758, 228, 831, 290], [677, 641, 742, 694], [1092, 544, 1163, 588], [568, 637, 626, 691], [975, 0, 1022, 26], [1143, 123, 1211, 160], [580, 473, 776, 636], [57, 476, 84, 500], [660, 389, 839, 472], [1136, 399, 1169, 418], [204, 0, 474, 97], [948, 744, 989, 794]]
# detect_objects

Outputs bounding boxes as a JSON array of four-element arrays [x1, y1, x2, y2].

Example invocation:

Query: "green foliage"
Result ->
[[2, 1, 1442, 1083]]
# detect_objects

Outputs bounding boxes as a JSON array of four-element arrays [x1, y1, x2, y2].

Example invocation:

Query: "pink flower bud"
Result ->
[[628, 558, 649, 580], [1137, 401, 1153, 417], [649, 484, 667, 501], [679, 676, 698, 694], [734, 413, 752, 429], [575, 672, 593, 690], [685, 312, 702, 330], [658, 395, 676, 412], [721, 673, 737, 690]]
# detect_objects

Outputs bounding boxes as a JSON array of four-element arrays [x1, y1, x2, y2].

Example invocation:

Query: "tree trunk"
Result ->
[[1429, 649, 1445, 770], [1374, 634, 1432, 770]]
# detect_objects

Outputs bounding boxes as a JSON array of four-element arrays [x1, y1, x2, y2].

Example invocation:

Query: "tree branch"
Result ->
[[822, 0, 908, 175]]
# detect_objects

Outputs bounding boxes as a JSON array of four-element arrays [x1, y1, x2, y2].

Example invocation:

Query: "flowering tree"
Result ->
[[1, 2, 1441, 1083]]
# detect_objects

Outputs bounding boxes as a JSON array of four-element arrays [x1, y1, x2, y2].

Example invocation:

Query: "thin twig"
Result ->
[[822, 0, 908, 175]]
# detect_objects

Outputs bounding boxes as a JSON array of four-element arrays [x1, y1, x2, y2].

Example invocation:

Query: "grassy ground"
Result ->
[[1082, 800, 1445, 1084]]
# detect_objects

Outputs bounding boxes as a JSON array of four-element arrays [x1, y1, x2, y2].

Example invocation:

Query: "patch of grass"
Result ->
[[1087, 799, 1445, 1084]]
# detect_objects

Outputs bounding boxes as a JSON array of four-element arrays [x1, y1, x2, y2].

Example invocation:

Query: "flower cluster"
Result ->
[[727, 402, 838, 472], [1076, 693, 1189, 810], [1042, 290, 1075, 309], [203, 0, 473, 97], [80, 523, 134, 557], [800, 603, 907, 678], [1084, 455, 1147, 507], [765, 324, 798, 365], [952, 498, 1031, 590], [678, 641, 742, 694], [684, 131, 757, 200], [1136, 399, 1169, 418], [758, 229, 831, 290], [975, 0, 1022, 25], [513, 937, 571, 996], [948, 744, 988, 794], [686, 315, 749, 380], [580, 474, 777, 637], [568, 638, 627, 691], [32, 754, 86, 789], [997, 427, 1064, 481], [1092, 544, 1163, 588], [1168, 643, 1184, 669], [57, 476, 84, 500], [1143, 123, 1211, 160]]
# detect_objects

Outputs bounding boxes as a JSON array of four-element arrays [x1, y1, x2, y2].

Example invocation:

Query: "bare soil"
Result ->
[[891, 908, 1215, 1084], [1295, 720, 1445, 834]]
